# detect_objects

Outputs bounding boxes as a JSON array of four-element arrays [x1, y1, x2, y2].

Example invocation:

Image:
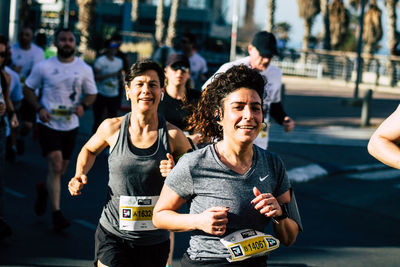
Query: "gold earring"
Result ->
[[218, 125, 223, 132]]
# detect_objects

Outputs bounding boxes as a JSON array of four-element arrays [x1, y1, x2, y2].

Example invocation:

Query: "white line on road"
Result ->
[[4, 187, 26, 198], [348, 169, 400, 180], [287, 164, 328, 182], [73, 219, 97, 231]]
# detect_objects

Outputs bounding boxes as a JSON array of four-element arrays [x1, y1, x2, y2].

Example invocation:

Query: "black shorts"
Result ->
[[94, 223, 170, 267], [181, 252, 267, 267], [37, 124, 78, 159], [20, 98, 36, 123]]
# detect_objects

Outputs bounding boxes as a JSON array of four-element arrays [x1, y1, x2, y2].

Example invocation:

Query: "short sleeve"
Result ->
[[165, 154, 194, 200], [25, 63, 42, 90], [82, 66, 98, 95]]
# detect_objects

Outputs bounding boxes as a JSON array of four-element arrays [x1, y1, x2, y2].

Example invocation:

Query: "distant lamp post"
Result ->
[[230, 0, 239, 61], [354, 0, 366, 99], [64, 0, 70, 28]]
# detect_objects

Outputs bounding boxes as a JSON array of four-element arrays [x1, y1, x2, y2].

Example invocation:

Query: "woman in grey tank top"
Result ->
[[68, 60, 191, 267], [153, 65, 302, 266]]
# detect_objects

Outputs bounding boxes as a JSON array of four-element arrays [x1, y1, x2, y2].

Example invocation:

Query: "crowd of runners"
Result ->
[[0, 27, 306, 266]]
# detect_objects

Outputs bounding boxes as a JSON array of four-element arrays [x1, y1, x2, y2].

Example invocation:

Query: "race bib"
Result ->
[[119, 195, 158, 231], [49, 104, 73, 121], [220, 229, 279, 262]]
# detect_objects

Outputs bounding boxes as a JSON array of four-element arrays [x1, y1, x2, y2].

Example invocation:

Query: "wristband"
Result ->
[[80, 103, 89, 111], [274, 203, 289, 221]]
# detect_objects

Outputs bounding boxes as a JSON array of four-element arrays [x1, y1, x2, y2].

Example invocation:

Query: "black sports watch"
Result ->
[[274, 203, 289, 221]]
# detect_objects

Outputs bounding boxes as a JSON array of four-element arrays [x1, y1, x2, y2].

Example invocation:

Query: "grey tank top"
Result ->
[[99, 112, 171, 245]]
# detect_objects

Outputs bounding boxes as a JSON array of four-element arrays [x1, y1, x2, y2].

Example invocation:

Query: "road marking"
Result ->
[[348, 169, 400, 180], [73, 219, 97, 231], [4, 187, 26, 198], [269, 124, 374, 147], [287, 164, 328, 182]]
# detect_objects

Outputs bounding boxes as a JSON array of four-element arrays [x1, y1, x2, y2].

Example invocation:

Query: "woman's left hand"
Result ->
[[160, 153, 175, 177], [10, 113, 19, 128], [251, 187, 282, 218]]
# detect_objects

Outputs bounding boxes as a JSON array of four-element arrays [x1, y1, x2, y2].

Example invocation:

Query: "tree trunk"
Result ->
[[320, 0, 331, 50], [155, 0, 165, 45], [386, 0, 398, 87], [165, 0, 179, 47], [131, 0, 139, 22], [266, 0, 275, 32], [303, 18, 313, 51], [77, 0, 97, 53], [244, 0, 255, 28]]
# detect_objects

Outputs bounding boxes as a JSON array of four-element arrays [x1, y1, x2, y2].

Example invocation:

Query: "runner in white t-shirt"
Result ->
[[92, 39, 123, 133], [10, 26, 45, 157], [23, 29, 97, 231], [203, 31, 295, 150], [180, 33, 208, 92]]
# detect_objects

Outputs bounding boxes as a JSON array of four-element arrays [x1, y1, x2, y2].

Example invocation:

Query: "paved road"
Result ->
[[1, 81, 400, 266]]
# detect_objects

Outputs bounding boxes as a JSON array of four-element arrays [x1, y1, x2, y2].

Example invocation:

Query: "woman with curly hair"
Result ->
[[153, 65, 302, 266]]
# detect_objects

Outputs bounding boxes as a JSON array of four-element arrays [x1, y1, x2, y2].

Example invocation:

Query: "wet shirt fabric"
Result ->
[[165, 144, 290, 260], [25, 56, 97, 131], [99, 113, 171, 246], [158, 89, 201, 130]]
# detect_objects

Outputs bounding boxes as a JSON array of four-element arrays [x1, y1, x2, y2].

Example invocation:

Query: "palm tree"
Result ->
[[76, 0, 97, 54], [320, 0, 331, 50], [386, 0, 398, 86], [329, 0, 349, 50], [297, 0, 320, 51], [238, 0, 258, 44], [155, 0, 165, 45], [386, 0, 398, 55], [362, 0, 382, 54], [131, 0, 139, 22], [165, 0, 179, 47], [266, 0, 276, 33]]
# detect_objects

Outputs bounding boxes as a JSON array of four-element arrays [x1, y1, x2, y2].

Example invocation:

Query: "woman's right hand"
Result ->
[[68, 174, 88, 196], [197, 206, 229, 236], [38, 108, 51, 122]]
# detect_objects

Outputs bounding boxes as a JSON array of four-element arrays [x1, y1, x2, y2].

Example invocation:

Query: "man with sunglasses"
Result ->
[[202, 31, 295, 150], [92, 39, 124, 133]]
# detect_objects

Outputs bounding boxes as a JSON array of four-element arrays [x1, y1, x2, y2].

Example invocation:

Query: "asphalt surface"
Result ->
[[1, 76, 400, 266]]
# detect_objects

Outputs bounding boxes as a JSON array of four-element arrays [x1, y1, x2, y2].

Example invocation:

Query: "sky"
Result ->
[[232, 0, 397, 54]]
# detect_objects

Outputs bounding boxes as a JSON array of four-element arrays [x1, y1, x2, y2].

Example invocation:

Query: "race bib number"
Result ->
[[220, 229, 279, 262], [119, 195, 158, 231], [50, 104, 73, 121]]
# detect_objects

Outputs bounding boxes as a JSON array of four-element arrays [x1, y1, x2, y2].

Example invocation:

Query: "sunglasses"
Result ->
[[0, 52, 6, 58], [171, 65, 189, 73]]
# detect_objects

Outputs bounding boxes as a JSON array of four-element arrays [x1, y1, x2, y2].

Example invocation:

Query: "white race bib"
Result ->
[[119, 195, 158, 231], [220, 229, 279, 262], [49, 104, 73, 121]]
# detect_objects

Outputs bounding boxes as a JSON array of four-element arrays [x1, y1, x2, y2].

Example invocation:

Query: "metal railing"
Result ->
[[273, 49, 400, 88]]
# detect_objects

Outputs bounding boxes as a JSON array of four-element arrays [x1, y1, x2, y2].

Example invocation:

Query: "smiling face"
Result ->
[[218, 87, 263, 145], [126, 70, 163, 113]]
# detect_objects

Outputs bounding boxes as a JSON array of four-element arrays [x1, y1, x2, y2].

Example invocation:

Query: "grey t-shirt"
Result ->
[[165, 144, 290, 260]]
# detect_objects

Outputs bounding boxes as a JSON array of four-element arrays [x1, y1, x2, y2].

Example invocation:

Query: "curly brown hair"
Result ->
[[186, 64, 265, 143]]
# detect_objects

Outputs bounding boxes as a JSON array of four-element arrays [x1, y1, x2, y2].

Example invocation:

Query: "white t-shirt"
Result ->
[[202, 56, 283, 149], [5, 66, 23, 103], [11, 43, 45, 79], [189, 52, 208, 90], [25, 56, 97, 131], [94, 55, 123, 97]]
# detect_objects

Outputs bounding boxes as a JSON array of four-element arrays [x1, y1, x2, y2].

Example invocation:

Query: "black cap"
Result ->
[[251, 31, 278, 58], [166, 54, 190, 68]]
